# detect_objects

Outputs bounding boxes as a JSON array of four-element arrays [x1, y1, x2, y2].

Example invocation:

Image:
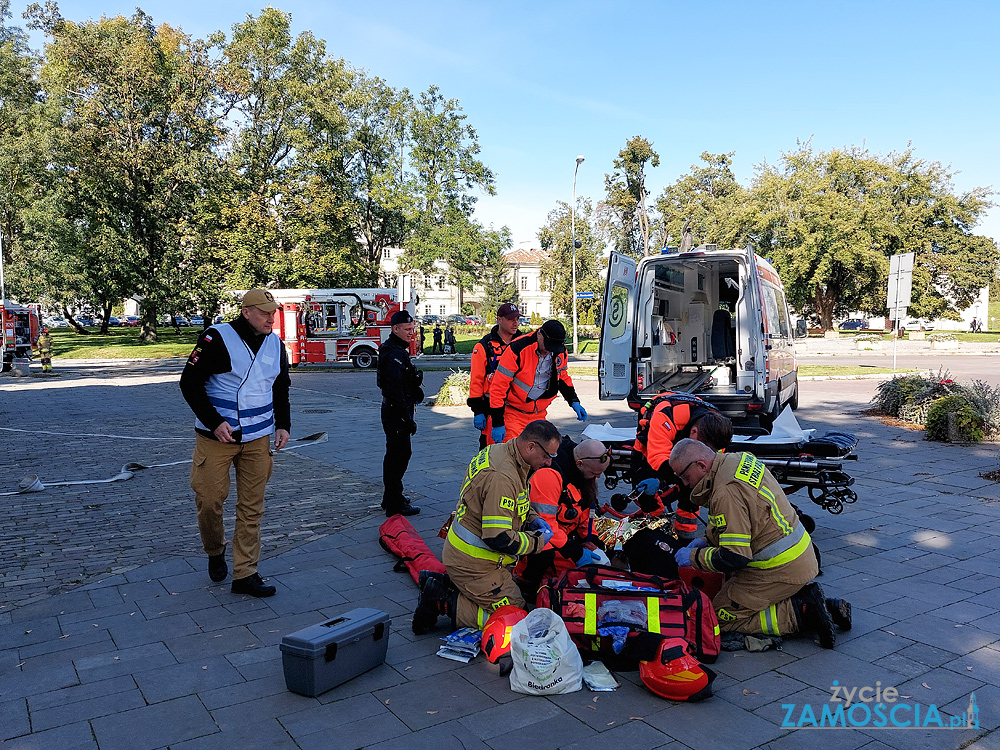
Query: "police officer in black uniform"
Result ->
[[378, 310, 423, 516]]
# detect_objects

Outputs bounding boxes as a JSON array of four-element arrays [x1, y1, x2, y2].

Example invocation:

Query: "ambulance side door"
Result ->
[[598, 252, 637, 400]]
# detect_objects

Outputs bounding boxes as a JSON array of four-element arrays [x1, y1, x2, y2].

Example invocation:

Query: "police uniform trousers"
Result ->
[[712, 553, 818, 637], [190, 433, 273, 580], [380, 403, 412, 510], [442, 543, 527, 629]]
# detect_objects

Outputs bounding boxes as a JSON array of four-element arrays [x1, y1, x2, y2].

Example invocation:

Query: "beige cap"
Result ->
[[241, 288, 279, 312]]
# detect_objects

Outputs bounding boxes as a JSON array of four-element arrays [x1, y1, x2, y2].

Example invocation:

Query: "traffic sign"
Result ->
[[576, 292, 594, 299]]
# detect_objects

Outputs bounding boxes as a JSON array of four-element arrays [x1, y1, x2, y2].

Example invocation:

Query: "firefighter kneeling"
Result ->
[[669, 439, 852, 648], [412, 420, 563, 634]]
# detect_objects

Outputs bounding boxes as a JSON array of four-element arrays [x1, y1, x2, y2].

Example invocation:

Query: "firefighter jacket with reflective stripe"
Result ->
[[192, 323, 282, 441], [528, 436, 592, 562], [688, 452, 813, 576], [488, 332, 579, 428], [634, 392, 718, 473], [445, 439, 545, 564], [467, 326, 512, 416]]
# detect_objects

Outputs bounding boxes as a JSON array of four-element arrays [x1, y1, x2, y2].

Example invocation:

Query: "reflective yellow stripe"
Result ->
[[747, 529, 812, 569], [702, 548, 717, 572], [584, 593, 597, 635], [719, 533, 751, 541], [647, 597, 661, 633], [759, 609, 768, 634], [477, 607, 489, 628], [529, 502, 559, 515], [446, 524, 516, 566], [759, 486, 791, 534], [714, 624, 720, 635]]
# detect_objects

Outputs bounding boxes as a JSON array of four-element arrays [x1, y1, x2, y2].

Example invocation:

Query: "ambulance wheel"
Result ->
[[758, 405, 779, 432], [352, 348, 376, 369], [789, 383, 799, 410]]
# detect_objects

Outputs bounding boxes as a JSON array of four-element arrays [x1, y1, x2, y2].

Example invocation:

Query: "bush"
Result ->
[[926, 395, 985, 443], [434, 370, 471, 406], [872, 374, 929, 417]]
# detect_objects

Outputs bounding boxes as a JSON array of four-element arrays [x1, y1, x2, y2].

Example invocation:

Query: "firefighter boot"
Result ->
[[412, 572, 457, 635], [826, 598, 852, 631], [793, 582, 836, 649]]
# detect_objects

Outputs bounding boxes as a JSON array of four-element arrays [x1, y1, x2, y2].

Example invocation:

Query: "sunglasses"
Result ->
[[531, 441, 559, 458], [676, 459, 700, 483], [580, 449, 611, 464]]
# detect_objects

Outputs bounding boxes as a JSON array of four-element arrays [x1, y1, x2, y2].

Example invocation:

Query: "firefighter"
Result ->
[[412, 420, 561, 633], [669, 439, 852, 648], [632, 392, 733, 544], [377, 310, 423, 517], [36, 327, 53, 373], [517, 437, 612, 603], [488, 320, 587, 443], [467, 303, 521, 449]]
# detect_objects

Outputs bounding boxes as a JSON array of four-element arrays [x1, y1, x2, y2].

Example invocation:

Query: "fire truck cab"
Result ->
[[2, 299, 41, 372], [262, 287, 418, 368]]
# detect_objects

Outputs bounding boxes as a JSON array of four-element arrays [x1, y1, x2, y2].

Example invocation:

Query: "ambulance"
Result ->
[[598, 244, 802, 427]]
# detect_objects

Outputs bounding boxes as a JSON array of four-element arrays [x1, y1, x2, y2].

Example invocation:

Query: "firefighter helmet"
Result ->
[[481, 605, 528, 663], [639, 636, 716, 701]]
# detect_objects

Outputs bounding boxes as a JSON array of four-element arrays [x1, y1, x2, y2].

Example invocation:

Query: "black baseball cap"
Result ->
[[389, 310, 414, 326], [539, 319, 566, 354]]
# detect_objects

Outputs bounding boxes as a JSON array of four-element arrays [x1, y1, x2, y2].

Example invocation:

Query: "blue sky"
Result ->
[[15, 0, 1000, 250]]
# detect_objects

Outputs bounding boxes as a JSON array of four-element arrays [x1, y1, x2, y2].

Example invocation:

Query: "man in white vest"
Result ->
[[181, 288, 291, 597]]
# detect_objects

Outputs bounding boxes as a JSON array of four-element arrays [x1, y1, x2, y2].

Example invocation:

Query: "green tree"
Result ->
[[601, 135, 659, 258], [655, 151, 746, 250], [27, 5, 222, 341], [538, 198, 603, 319], [477, 228, 517, 317]]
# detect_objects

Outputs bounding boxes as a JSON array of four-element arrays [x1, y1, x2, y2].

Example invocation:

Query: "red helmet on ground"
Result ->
[[481, 605, 528, 663], [639, 636, 716, 702]]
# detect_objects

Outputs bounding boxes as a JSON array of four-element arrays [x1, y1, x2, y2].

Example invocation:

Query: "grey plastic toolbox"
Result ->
[[280, 607, 391, 696]]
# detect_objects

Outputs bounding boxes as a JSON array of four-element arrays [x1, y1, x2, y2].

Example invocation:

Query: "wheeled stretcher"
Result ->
[[582, 408, 859, 515]]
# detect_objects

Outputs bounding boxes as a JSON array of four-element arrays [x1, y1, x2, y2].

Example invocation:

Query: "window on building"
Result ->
[[440, 305, 446, 315], [521, 276, 528, 290], [425, 305, 431, 315], [438, 276, 446, 290]]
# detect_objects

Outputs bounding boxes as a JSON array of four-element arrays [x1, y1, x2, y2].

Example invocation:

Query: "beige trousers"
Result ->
[[191, 434, 273, 579]]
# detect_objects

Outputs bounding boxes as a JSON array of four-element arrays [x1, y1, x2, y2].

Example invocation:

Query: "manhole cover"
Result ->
[[301, 409, 333, 414]]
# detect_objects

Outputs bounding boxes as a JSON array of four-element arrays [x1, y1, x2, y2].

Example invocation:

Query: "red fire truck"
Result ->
[[263, 287, 418, 368], [1, 299, 41, 371]]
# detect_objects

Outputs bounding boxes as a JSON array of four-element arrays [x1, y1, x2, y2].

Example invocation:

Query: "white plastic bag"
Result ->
[[509, 607, 583, 695]]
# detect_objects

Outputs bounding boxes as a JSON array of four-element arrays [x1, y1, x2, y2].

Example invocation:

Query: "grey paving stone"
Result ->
[[18, 624, 115, 659], [935, 601, 998, 624], [888, 615, 998, 655], [0, 658, 79, 698], [171, 717, 301, 750], [872, 653, 936, 680], [0, 616, 62, 649], [940, 683, 1000, 731], [277, 692, 391, 738], [74, 641, 177, 682], [762, 726, 874, 750], [108, 612, 201, 649], [29, 685, 147, 732], [777, 650, 909, 692], [361, 719, 492, 750], [9, 591, 96, 623], [134, 588, 222, 620], [896, 667, 985, 709], [856, 726, 981, 750], [868, 597, 940, 623], [710, 648, 799, 682], [557, 720, 678, 750], [210, 681, 317, 730], [295, 713, 412, 750], [28, 674, 137, 712], [315, 663, 408, 704], [134, 654, 246, 703], [91, 695, 218, 750], [646, 697, 787, 748], [715, 670, 811, 712], [939, 648, 1000, 687], [0, 697, 29, 741], [456, 696, 564, 739], [246, 610, 330, 647], [836, 631, 914, 663], [0, 720, 97, 749], [480, 710, 595, 750], [199, 672, 289, 711], [547, 683, 675, 729], [375, 671, 497, 732], [164, 625, 264, 662]]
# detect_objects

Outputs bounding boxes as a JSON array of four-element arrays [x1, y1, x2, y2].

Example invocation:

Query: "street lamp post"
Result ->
[[571, 155, 584, 354]]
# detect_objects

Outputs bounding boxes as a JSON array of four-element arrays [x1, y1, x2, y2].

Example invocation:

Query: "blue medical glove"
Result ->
[[526, 517, 553, 546], [571, 402, 588, 421], [674, 545, 692, 568], [590, 548, 611, 565], [473, 414, 487, 431], [637, 478, 661, 496], [689, 538, 709, 549], [574, 549, 596, 567], [491, 425, 506, 444]]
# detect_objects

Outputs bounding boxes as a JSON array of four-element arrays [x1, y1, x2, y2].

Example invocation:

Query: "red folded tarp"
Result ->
[[378, 515, 446, 584]]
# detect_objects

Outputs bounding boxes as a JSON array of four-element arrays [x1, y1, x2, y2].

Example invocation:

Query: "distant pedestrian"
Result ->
[[419, 325, 426, 353], [180, 288, 290, 598], [971, 317, 978, 332], [35, 328, 53, 373], [432, 324, 443, 354], [444, 326, 456, 354]]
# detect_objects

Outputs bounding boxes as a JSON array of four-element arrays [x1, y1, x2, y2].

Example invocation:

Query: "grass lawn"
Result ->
[[46, 327, 201, 359]]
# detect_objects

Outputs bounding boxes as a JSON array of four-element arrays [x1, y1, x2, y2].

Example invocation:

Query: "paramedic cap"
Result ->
[[241, 288, 279, 312], [497, 303, 521, 320], [390, 310, 414, 326], [539, 319, 566, 354]]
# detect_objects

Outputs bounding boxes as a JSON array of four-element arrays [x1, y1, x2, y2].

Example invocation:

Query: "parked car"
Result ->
[[76, 317, 95, 327], [838, 318, 868, 330], [519, 316, 531, 326], [174, 316, 190, 327], [123, 316, 140, 327], [902, 318, 935, 331], [44, 317, 69, 328], [190, 316, 205, 327], [105, 316, 121, 327], [420, 315, 444, 325], [213, 315, 223, 324], [445, 314, 471, 326]]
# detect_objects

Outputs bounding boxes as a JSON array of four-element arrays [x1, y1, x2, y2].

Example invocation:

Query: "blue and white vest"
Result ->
[[194, 324, 282, 441]]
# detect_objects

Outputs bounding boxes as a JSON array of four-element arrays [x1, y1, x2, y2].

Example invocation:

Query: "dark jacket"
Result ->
[[378, 333, 423, 414], [180, 315, 291, 440]]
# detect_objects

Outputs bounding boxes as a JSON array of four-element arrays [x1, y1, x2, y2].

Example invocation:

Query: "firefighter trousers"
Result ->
[[443, 543, 526, 629], [712, 567, 812, 637], [190, 434, 273, 580]]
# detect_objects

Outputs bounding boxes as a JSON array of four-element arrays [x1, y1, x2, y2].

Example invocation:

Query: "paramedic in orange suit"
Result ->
[[467, 303, 521, 449]]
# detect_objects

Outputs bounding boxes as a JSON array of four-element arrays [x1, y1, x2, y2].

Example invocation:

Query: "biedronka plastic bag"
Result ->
[[509, 607, 583, 695]]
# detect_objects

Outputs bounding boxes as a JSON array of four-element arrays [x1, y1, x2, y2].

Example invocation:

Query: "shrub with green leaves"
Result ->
[[926, 395, 986, 443], [434, 370, 472, 406], [872, 374, 931, 417]]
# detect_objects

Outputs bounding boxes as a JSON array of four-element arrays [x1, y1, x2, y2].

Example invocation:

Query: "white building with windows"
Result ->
[[380, 246, 553, 319]]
